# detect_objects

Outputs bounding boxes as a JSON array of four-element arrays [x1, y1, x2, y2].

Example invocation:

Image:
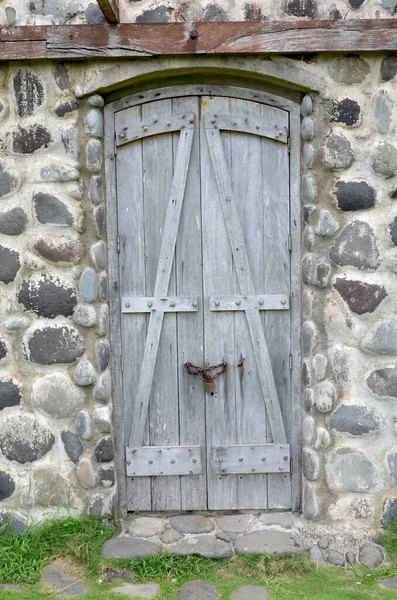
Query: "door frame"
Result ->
[[104, 83, 301, 515]]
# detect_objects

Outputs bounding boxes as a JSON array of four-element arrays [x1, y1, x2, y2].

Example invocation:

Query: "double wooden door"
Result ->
[[115, 91, 296, 512]]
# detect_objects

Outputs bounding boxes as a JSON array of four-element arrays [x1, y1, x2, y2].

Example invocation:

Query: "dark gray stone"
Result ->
[[302, 447, 320, 480], [97, 570, 133, 584], [334, 279, 386, 315], [302, 253, 332, 288], [91, 241, 106, 270], [172, 536, 232, 559], [334, 181, 376, 211], [235, 530, 304, 556], [101, 537, 161, 559], [328, 56, 371, 85], [361, 320, 397, 355], [34, 192, 73, 226], [89, 176, 103, 204], [381, 55, 397, 81], [53, 63, 70, 91], [349, 0, 365, 6], [98, 466, 115, 487], [170, 515, 214, 534], [346, 552, 356, 564], [216, 531, 237, 543], [318, 536, 330, 550], [309, 546, 327, 566], [5, 7, 16, 25], [390, 215, 397, 245], [383, 499, 397, 527], [85, 2, 107, 23], [283, 0, 317, 17], [0, 471, 15, 501], [54, 100, 79, 118], [329, 404, 380, 435], [322, 134, 354, 170], [329, 99, 360, 126], [302, 320, 318, 356], [74, 359, 96, 386], [326, 550, 345, 566], [95, 339, 110, 372], [0, 163, 19, 199], [86, 139, 102, 173], [367, 366, 397, 397], [0, 339, 6, 362], [76, 411, 91, 440], [13, 125, 52, 154], [329, 221, 379, 270], [244, 4, 265, 20], [0, 379, 21, 410], [0, 245, 20, 283], [80, 267, 97, 302], [178, 580, 218, 600], [24, 325, 85, 364], [73, 304, 96, 328], [62, 129, 78, 158], [18, 274, 77, 319], [42, 564, 88, 597], [380, 577, 397, 590], [0, 510, 27, 535], [359, 543, 384, 568], [372, 89, 393, 134], [371, 142, 397, 177], [40, 165, 79, 182], [303, 481, 319, 520], [89, 494, 105, 518], [0, 413, 55, 464], [136, 6, 171, 22], [0, 207, 28, 235], [94, 205, 106, 237], [203, 3, 229, 20], [326, 448, 376, 493], [98, 272, 108, 301], [61, 431, 83, 464], [382, 0, 397, 13], [34, 236, 81, 265], [94, 437, 114, 462], [13, 70, 44, 117]]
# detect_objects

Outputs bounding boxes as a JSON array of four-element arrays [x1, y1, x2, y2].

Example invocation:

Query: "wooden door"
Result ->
[[114, 92, 295, 512]]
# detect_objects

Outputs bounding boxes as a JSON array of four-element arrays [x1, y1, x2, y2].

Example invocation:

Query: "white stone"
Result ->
[[32, 372, 84, 418], [93, 405, 112, 433]]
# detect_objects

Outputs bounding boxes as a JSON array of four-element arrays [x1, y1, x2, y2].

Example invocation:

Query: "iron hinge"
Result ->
[[289, 354, 293, 370], [290, 457, 293, 474], [287, 137, 291, 154], [121, 355, 124, 373], [117, 236, 120, 254], [288, 234, 292, 252]]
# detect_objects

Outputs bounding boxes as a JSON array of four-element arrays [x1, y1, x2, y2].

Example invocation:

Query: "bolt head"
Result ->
[[125, 302, 130, 308], [143, 126, 148, 132], [236, 300, 241, 306], [239, 457, 244, 462], [193, 301, 198, 307], [258, 299, 264, 306], [170, 459, 175, 464], [192, 458, 197, 463], [148, 460, 153, 464], [119, 132, 126, 139], [215, 300, 220, 307], [218, 458, 223, 463], [166, 121, 171, 126], [211, 118, 216, 124], [170, 302, 175, 307], [147, 302, 153, 307]]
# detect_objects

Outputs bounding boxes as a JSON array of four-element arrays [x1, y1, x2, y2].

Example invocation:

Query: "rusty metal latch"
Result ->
[[184, 361, 227, 393]]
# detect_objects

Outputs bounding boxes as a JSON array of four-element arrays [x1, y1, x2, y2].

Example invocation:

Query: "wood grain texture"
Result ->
[[97, 0, 120, 23], [1, 20, 397, 61]]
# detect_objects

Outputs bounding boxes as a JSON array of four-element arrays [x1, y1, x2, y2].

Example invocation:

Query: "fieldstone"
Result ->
[[329, 221, 379, 270], [202, 3, 229, 20], [216, 531, 237, 543], [13, 70, 44, 117], [0, 245, 20, 283], [3, 316, 30, 333], [322, 133, 354, 170], [0, 585, 24, 591], [326, 550, 345, 567], [303, 447, 320, 480], [328, 56, 370, 85], [24, 325, 85, 364], [259, 513, 293, 528], [62, 129, 78, 158], [326, 448, 377, 493], [303, 481, 319, 519], [178, 580, 218, 600], [33, 192, 73, 226], [387, 451, 397, 485], [0, 97, 9, 123], [0, 471, 15, 501], [390, 215, 397, 245], [32, 372, 84, 418], [98, 466, 115, 487], [346, 552, 356, 564], [80, 267, 97, 302], [95, 339, 110, 372], [359, 543, 384, 568], [0, 510, 27, 535], [0, 379, 21, 410], [302, 254, 332, 288], [13, 125, 52, 154], [86, 139, 103, 173], [101, 537, 161, 559], [304, 388, 315, 411], [372, 142, 397, 177], [172, 536, 232, 559], [33, 466, 70, 507], [372, 89, 392, 134], [162, 528, 182, 543], [94, 436, 114, 462], [303, 226, 315, 251], [303, 143, 314, 168], [314, 380, 336, 413], [42, 564, 88, 597], [110, 583, 160, 598], [367, 366, 397, 398], [312, 354, 327, 381], [334, 279, 386, 315], [88, 493, 105, 518], [283, 0, 317, 17], [232, 586, 269, 600], [98, 272, 108, 300], [301, 95, 313, 117], [61, 431, 83, 464], [334, 181, 376, 211], [40, 165, 79, 182], [93, 370, 111, 403], [73, 304, 96, 328], [309, 546, 327, 566], [98, 569, 132, 583], [74, 359, 96, 387], [24, 252, 45, 270], [329, 98, 360, 126], [34, 236, 81, 266], [53, 64, 70, 91], [303, 416, 315, 447], [235, 530, 303, 556], [309, 209, 339, 237], [88, 95, 105, 108], [216, 514, 253, 533], [0, 207, 28, 235], [94, 205, 106, 238], [93, 406, 111, 433], [76, 410, 91, 440], [89, 176, 103, 204], [301, 117, 314, 141], [330, 404, 380, 436], [318, 536, 330, 550], [128, 517, 165, 538], [76, 457, 96, 488], [0, 340, 6, 362], [302, 360, 312, 386], [380, 577, 397, 590], [302, 320, 318, 356], [0, 163, 19, 199], [91, 241, 106, 270], [85, 109, 104, 138], [0, 413, 55, 463], [381, 56, 397, 81], [170, 515, 214, 534], [18, 274, 77, 319], [98, 305, 109, 336], [362, 320, 397, 355], [54, 100, 79, 118], [383, 499, 397, 527]]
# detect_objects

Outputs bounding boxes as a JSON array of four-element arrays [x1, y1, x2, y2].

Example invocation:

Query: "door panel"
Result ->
[[115, 92, 293, 511]]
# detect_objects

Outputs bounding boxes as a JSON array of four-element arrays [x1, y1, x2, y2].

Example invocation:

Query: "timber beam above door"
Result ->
[[1, 20, 397, 61]]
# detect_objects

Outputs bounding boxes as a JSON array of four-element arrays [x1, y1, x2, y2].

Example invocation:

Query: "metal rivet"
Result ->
[[147, 302, 153, 307], [125, 302, 130, 308], [170, 301, 175, 307], [261, 456, 266, 462], [215, 300, 220, 307], [283, 456, 289, 461], [166, 121, 171, 126], [193, 301, 198, 307], [239, 457, 244, 462], [211, 118, 216, 124], [148, 460, 153, 464], [189, 118, 194, 124], [218, 458, 223, 463], [256, 125, 260, 129], [258, 299, 264, 306], [192, 458, 197, 463], [143, 126, 148, 132], [232, 120, 237, 125], [281, 299, 287, 305], [119, 132, 126, 139], [170, 459, 175, 464], [236, 300, 241, 306], [127, 460, 131, 465]]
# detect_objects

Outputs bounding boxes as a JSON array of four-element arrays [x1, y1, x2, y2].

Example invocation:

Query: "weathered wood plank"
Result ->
[[97, 0, 120, 24], [211, 444, 290, 475], [209, 295, 289, 311], [0, 26, 47, 41], [207, 113, 288, 143], [126, 446, 202, 477], [121, 296, 198, 313], [0, 41, 47, 59], [116, 113, 194, 146]]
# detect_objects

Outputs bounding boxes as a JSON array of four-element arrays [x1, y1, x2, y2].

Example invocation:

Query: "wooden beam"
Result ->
[[97, 0, 120, 24], [1, 20, 397, 61]]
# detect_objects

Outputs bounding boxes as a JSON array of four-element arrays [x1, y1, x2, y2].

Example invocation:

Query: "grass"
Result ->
[[1, 516, 397, 599]]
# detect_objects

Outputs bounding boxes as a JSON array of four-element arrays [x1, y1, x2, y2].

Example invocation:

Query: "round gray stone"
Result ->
[[314, 380, 336, 413], [329, 221, 379, 270], [372, 89, 393, 134], [93, 370, 111, 403], [0, 207, 28, 235], [76, 410, 92, 440], [0, 413, 55, 464], [216, 531, 237, 543], [32, 466, 70, 507], [303, 481, 319, 520], [326, 550, 345, 566], [322, 134, 354, 170], [232, 585, 270, 599], [361, 320, 397, 355], [61, 431, 83, 464], [89, 176, 103, 204], [86, 139, 103, 173], [326, 448, 377, 493], [329, 404, 380, 435], [76, 457, 95, 489], [318, 536, 330, 550], [171, 536, 232, 558], [0, 510, 27, 535], [93, 405, 112, 433], [33, 191, 73, 225], [170, 515, 214, 534], [32, 372, 84, 418], [3, 316, 30, 333], [0, 378, 21, 410], [0, 162, 20, 198], [43, 564, 88, 597], [216, 514, 253, 533], [94, 436, 114, 462], [328, 56, 371, 85], [371, 142, 397, 176], [367, 366, 397, 398], [178, 580, 218, 600], [127, 517, 164, 538], [110, 583, 160, 598], [162, 529, 182, 543], [0, 471, 15, 501], [101, 537, 161, 559], [80, 267, 97, 302], [95, 339, 110, 372], [74, 359, 97, 387], [91, 241, 106, 270], [234, 530, 303, 556], [359, 543, 384, 568], [40, 164, 79, 182], [85, 109, 104, 138], [73, 304, 97, 328]]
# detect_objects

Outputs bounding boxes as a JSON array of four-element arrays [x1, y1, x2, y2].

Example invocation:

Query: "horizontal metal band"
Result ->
[[204, 114, 288, 144], [116, 113, 195, 146], [122, 296, 199, 313], [209, 295, 289, 311], [126, 445, 202, 477], [211, 444, 290, 475]]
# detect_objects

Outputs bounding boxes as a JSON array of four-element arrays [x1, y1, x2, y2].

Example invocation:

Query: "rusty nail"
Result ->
[[211, 118, 216, 124], [236, 300, 241, 306], [166, 121, 171, 126], [190, 30, 198, 40], [189, 118, 194, 123], [215, 300, 220, 307]]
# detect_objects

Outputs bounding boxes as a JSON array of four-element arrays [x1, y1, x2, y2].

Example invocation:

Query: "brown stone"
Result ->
[[34, 236, 82, 265], [333, 278, 387, 315]]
